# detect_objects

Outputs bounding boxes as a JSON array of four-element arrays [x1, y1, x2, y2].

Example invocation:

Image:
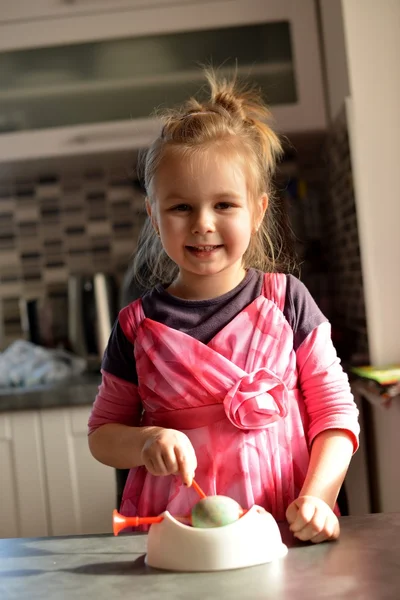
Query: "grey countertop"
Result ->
[[1, 513, 399, 600], [0, 373, 100, 413]]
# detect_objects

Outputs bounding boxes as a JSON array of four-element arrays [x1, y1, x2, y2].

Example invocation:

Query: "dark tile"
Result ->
[[1, 274, 20, 283], [91, 236, 110, 253], [38, 174, 59, 185], [65, 226, 86, 235], [68, 248, 89, 256], [88, 212, 107, 222], [0, 234, 15, 249], [2, 297, 21, 317], [21, 252, 41, 260], [16, 186, 35, 198], [86, 192, 106, 202], [0, 186, 13, 198], [63, 184, 81, 194], [112, 222, 133, 232], [43, 239, 63, 249], [62, 205, 84, 215], [109, 177, 131, 187], [18, 222, 38, 237], [92, 247, 110, 257], [111, 200, 131, 212], [22, 272, 42, 282], [85, 169, 105, 181], [45, 260, 65, 268]]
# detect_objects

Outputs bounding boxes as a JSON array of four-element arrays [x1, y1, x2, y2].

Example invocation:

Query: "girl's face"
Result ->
[[147, 147, 267, 295]]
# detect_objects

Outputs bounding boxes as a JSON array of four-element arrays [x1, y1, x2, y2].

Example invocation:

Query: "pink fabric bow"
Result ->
[[223, 367, 288, 430]]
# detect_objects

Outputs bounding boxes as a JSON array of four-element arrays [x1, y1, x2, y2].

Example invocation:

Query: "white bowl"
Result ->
[[145, 505, 288, 572]]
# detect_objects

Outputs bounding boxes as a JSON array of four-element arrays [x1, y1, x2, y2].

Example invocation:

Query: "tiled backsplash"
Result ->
[[0, 123, 369, 362], [322, 107, 369, 363], [0, 160, 146, 348]]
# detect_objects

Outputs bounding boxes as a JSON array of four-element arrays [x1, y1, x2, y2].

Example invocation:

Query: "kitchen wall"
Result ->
[[342, 0, 400, 367], [320, 0, 400, 514], [322, 105, 369, 363], [318, 0, 350, 122], [318, 0, 368, 363], [0, 152, 146, 349], [341, 0, 400, 514]]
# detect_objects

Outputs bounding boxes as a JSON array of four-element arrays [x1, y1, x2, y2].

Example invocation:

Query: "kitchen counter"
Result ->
[[1, 513, 399, 600], [0, 373, 100, 412]]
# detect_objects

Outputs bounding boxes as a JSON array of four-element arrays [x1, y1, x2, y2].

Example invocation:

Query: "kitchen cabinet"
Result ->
[[40, 405, 115, 536], [0, 0, 326, 162], [0, 405, 115, 539], [0, 410, 49, 538], [0, 0, 180, 23]]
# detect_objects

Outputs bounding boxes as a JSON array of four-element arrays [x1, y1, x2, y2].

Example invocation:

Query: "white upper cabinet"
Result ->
[[0, 0, 326, 161], [0, 0, 182, 23]]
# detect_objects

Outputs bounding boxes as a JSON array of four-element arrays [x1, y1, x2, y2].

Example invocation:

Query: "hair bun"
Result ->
[[207, 73, 248, 120], [212, 90, 245, 119], [204, 69, 279, 144]]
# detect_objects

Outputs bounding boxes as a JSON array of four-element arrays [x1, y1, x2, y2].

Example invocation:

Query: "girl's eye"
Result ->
[[171, 204, 191, 212], [216, 202, 234, 210]]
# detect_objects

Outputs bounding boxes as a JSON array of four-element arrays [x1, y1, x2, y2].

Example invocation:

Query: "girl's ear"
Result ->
[[145, 197, 158, 231], [255, 193, 268, 230]]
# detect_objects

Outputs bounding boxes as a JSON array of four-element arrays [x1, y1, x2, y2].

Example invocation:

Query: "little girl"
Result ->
[[88, 70, 359, 544]]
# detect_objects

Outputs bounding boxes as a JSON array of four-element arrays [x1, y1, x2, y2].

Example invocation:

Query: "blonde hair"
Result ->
[[133, 69, 296, 289]]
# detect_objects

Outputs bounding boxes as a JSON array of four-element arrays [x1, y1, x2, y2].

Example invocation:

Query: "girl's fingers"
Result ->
[[310, 530, 330, 544], [289, 500, 317, 533], [146, 452, 169, 476], [175, 446, 195, 486], [332, 518, 340, 539], [145, 457, 157, 476], [161, 446, 179, 474], [294, 510, 328, 542], [285, 502, 298, 525], [310, 521, 340, 544], [310, 517, 340, 544], [142, 432, 197, 482], [287, 497, 340, 544]]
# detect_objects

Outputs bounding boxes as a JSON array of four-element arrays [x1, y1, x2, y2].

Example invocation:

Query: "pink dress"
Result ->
[[99, 273, 358, 522]]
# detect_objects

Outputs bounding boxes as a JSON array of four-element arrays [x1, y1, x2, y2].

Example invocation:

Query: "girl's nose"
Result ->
[[191, 210, 215, 235]]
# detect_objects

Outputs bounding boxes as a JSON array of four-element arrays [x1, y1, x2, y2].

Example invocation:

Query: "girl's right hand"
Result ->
[[141, 427, 197, 486]]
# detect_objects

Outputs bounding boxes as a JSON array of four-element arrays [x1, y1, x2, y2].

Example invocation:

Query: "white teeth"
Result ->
[[192, 245, 218, 251]]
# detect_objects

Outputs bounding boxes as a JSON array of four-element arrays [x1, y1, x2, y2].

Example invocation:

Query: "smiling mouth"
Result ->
[[186, 245, 223, 251]]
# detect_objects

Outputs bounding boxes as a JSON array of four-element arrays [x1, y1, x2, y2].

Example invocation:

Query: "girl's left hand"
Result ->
[[286, 495, 340, 544]]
